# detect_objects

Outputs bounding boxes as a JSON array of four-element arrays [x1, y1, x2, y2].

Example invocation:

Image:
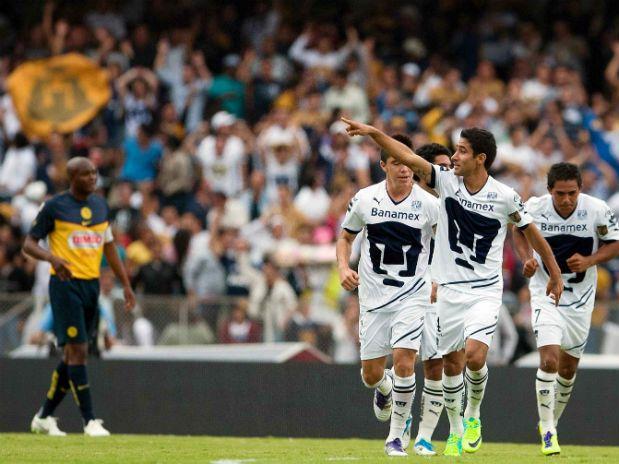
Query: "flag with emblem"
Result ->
[[7, 53, 110, 139]]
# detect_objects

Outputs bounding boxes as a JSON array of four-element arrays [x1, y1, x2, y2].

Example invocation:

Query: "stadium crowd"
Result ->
[[1, 0, 619, 362]]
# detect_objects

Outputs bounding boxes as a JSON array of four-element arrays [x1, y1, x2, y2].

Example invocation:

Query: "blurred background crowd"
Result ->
[[2, 0, 619, 362]]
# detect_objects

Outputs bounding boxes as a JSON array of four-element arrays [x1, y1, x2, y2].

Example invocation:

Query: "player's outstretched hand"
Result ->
[[546, 276, 563, 306], [123, 286, 136, 312], [339, 267, 360, 291], [430, 281, 438, 303], [50, 256, 72, 280], [566, 253, 591, 273], [341, 117, 376, 137], [523, 258, 539, 278]]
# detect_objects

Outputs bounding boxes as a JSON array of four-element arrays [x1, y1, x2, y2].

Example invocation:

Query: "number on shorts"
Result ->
[[445, 198, 501, 270], [534, 308, 541, 324]]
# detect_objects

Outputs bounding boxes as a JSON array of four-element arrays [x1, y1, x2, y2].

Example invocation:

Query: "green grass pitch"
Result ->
[[2, 434, 618, 463]]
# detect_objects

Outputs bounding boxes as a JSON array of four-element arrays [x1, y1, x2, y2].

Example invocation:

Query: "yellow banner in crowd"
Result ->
[[7, 53, 110, 139]]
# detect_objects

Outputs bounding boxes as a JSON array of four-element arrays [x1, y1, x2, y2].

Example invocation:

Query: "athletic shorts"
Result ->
[[531, 295, 594, 358], [359, 283, 429, 361], [436, 285, 501, 355], [49, 276, 100, 346], [420, 308, 441, 362]]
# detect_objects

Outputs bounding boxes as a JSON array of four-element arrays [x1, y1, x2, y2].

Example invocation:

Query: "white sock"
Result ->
[[442, 373, 465, 436], [535, 369, 557, 434], [554, 374, 575, 427], [362, 369, 393, 395], [464, 364, 489, 419], [387, 373, 416, 441], [415, 378, 444, 443]]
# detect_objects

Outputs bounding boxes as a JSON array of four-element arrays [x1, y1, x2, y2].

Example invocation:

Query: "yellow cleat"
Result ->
[[462, 417, 482, 453], [444, 433, 463, 457], [540, 429, 561, 456]]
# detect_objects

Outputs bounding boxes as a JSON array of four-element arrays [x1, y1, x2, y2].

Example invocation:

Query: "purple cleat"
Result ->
[[385, 438, 407, 457], [373, 370, 393, 422]]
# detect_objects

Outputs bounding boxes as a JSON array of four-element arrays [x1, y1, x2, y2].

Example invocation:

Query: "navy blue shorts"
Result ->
[[49, 276, 100, 346]]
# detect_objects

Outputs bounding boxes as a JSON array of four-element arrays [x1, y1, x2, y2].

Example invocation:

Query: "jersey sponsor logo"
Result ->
[[68, 230, 103, 249], [541, 223, 588, 233], [456, 195, 495, 212], [371, 207, 420, 221]]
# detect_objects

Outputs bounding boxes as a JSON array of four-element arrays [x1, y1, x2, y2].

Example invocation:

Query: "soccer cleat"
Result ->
[[444, 433, 463, 456], [401, 414, 412, 449], [413, 438, 437, 456], [462, 416, 482, 453], [84, 419, 111, 437], [31, 414, 66, 436], [373, 369, 393, 422], [539, 427, 561, 456], [385, 438, 407, 457]]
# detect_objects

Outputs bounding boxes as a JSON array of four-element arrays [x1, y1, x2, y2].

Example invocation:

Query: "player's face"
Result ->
[[433, 154, 452, 169], [549, 179, 580, 217], [381, 157, 413, 187], [452, 138, 484, 176], [74, 164, 98, 195]]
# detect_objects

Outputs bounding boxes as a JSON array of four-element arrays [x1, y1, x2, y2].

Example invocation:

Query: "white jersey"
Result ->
[[526, 193, 619, 308], [197, 135, 246, 197], [341, 181, 439, 311], [429, 165, 532, 296]]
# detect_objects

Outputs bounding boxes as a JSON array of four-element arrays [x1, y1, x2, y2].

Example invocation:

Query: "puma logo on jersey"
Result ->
[[373, 197, 382, 205]]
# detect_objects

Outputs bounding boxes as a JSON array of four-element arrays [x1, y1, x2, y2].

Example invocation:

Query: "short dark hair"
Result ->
[[460, 127, 496, 170], [416, 143, 452, 163], [547, 162, 582, 189], [381, 134, 412, 163]]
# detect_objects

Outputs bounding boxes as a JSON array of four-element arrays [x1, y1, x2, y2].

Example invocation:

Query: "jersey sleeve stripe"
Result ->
[[343, 227, 361, 234], [428, 166, 437, 189]]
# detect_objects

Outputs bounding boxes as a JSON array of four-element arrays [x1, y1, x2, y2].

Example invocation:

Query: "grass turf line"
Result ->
[[2, 434, 619, 463]]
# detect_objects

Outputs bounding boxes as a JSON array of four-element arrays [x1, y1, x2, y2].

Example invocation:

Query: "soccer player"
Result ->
[[336, 134, 439, 456], [409, 143, 452, 456], [24, 157, 135, 437], [513, 163, 619, 455], [341, 117, 563, 456]]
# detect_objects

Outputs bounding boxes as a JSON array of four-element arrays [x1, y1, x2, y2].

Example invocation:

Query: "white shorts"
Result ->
[[531, 296, 594, 358], [436, 285, 502, 355], [359, 284, 429, 361], [420, 308, 441, 362]]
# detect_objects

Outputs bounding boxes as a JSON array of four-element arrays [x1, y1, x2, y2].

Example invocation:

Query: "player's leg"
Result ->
[[461, 295, 501, 453], [554, 349, 580, 427], [383, 302, 424, 457], [413, 306, 443, 456], [436, 286, 466, 456], [413, 358, 443, 456], [359, 310, 393, 422]]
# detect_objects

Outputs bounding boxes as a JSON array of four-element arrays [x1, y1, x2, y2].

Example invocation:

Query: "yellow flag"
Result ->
[[7, 53, 110, 139]]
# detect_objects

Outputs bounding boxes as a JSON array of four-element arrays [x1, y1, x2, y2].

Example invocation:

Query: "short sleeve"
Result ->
[[341, 194, 365, 234], [596, 203, 619, 242], [506, 190, 532, 229], [29, 201, 55, 240], [427, 196, 440, 228], [104, 226, 114, 243], [426, 164, 453, 196]]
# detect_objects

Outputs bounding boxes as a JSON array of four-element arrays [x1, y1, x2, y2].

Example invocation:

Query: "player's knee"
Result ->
[[65, 343, 88, 364], [465, 349, 486, 371], [393, 360, 414, 377], [540, 355, 559, 373], [557, 365, 576, 380], [361, 366, 384, 388], [424, 359, 443, 381]]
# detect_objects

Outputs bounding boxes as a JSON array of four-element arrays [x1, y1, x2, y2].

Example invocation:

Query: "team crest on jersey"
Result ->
[[80, 206, 92, 225], [598, 225, 609, 236], [509, 211, 522, 223], [411, 200, 422, 210], [577, 210, 587, 219], [487, 192, 497, 200]]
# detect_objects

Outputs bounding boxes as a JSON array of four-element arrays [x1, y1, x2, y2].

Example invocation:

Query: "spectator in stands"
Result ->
[[0, 133, 36, 199], [120, 123, 163, 187], [218, 298, 262, 343], [132, 238, 183, 295]]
